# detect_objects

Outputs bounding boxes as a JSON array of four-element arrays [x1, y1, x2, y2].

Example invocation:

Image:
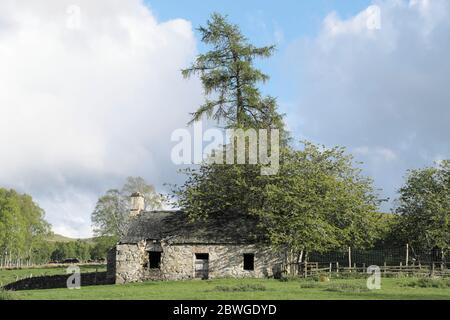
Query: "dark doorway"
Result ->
[[243, 253, 255, 271], [149, 252, 162, 269], [195, 253, 209, 279]]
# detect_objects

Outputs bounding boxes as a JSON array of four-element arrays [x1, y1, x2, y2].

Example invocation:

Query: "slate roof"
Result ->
[[119, 211, 262, 245]]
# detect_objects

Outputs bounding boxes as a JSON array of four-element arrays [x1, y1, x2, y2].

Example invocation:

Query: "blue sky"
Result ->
[[147, 0, 373, 38], [146, 0, 372, 100]]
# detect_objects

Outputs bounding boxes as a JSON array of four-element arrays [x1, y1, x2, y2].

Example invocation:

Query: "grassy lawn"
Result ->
[[2, 273, 450, 300]]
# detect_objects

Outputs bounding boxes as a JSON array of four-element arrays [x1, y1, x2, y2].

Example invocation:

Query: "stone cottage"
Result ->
[[107, 193, 284, 284]]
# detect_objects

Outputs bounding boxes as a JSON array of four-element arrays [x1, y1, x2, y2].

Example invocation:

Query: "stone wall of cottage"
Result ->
[[111, 241, 284, 284]]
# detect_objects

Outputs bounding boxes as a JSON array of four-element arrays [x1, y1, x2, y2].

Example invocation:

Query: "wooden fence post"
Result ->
[[348, 247, 352, 270], [406, 243, 409, 266], [336, 262, 339, 274]]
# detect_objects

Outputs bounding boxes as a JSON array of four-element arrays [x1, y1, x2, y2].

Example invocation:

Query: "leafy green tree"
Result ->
[[254, 143, 380, 262], [0, 191, 23, 261], [18, 193, 51, 262], [92, 190, 127, 239], [50, 246, 63, 262], [62, 242, 76, 260], [0, 188, 50, 265], [182, 13, 280, 128], [49, 241, 92, 262], [50, 242, 72, 262], [395, 161, 450, 257], [91, 177, 163, 238], [175, 142, 381, 259], [122, 177, 164, 211], [371, 213, 401, 248], [31, 241, 55, 264], [90, 236, 117, 260], [174, 162, 265, 221], [74, 240, 92, 262]]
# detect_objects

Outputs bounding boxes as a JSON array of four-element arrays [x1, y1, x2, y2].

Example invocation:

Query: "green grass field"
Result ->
[[1, 266, 449, 300]]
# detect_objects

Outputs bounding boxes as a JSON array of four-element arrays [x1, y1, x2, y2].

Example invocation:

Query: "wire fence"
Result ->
[[281, 246, 449, 278], [309, 246, 447, 267]]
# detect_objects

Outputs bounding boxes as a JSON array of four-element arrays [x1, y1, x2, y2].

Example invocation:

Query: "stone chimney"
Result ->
[[130, 192, 145, 218]]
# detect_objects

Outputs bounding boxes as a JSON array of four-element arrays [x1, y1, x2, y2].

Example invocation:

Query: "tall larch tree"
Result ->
[[182, 13, 281, 129]]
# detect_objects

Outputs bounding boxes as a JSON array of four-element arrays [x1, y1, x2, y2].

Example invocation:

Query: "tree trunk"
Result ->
[[297, 250, 304, 264], [231, 50, 243, 126]]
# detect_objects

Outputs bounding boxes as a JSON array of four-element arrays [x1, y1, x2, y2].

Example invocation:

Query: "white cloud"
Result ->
[[323, 5, 381, 37], [354, 146, 397, 162], [285, 0, 450, 208], [0, 0, 202, 237]]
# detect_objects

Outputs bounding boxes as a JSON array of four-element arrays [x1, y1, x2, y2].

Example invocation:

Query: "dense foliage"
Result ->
[[91, 176, 164, 239], [255, 143, 382, 257], [175, 142, 385, 259], [394, 161, 449, 255], [48, 236, 116, 262], [0, 189, 50, 265]]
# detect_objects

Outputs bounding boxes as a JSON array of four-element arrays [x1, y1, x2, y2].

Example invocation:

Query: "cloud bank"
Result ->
[[0, 0, 202, 237], [285, 0, 450, 207]]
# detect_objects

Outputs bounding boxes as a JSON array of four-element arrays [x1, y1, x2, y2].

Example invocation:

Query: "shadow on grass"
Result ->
[[2, 272, 112, 291]]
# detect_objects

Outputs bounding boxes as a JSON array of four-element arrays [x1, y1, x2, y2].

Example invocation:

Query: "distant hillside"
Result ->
[[46, 234, 96, 243], [46, 234, 76, 242]]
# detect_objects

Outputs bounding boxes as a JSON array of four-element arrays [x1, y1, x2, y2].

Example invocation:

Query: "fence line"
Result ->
[[282, 261, 450, 278], [309, 246, 447, 267], [282, 245, 449, 278]]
